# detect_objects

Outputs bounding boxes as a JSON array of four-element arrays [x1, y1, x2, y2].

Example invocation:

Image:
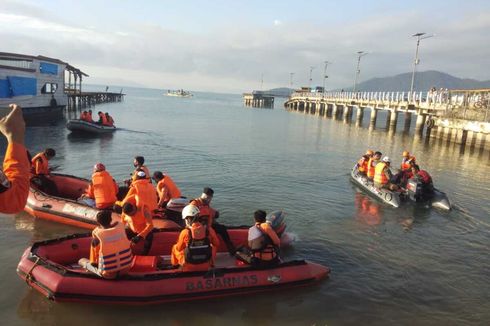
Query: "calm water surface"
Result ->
[[1, 86, 489, 325]]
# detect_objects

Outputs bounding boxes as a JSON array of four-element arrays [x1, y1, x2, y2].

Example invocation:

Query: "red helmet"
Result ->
[[94, 163, 105, 172]]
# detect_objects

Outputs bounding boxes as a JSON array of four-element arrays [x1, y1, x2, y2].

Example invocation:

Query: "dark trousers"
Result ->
[[125, 228, 154, 255], [212, 222, 235, 252]]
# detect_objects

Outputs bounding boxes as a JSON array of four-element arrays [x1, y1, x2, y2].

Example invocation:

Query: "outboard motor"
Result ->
[[406, 179, 423, 202], [266, 210, 287, 237], [165, 197, 189, 225]]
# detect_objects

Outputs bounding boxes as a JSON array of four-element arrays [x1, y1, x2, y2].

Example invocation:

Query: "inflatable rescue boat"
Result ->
[[66, 119, 116, 134], [351, 166, 451, 210], [17, 233, 328, 304]]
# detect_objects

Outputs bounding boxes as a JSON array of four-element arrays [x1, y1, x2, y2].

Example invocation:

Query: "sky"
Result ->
[[1, 0, 489, 93]]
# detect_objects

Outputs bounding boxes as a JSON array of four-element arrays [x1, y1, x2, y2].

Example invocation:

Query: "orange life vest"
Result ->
[[31, 152, 49, 175], [367, 157, 377, 179], [157, 175, 181, 202], [190, 197, 216, 225], [80, 112, 87, 120], [92, 171, 117, 209], [358, 156, 369, 173], [106, 115, 114, 127], [401, 156, 416, 171], [374, 162, 389, 185], [92, 222, 133, 276], [131, 179, 158, 213], [122, 195, 153, 236], [184, 222, 212, 265], [87, 112, 93, 122], [249, 223, 278, 261]]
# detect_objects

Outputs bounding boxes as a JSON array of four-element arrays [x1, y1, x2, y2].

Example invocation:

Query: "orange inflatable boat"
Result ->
[[17, 232, 329, 304]]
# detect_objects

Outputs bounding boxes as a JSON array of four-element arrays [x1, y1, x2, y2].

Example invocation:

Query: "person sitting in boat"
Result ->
[[97, 111, 109, 125], [125, 170, 158, 214], [79, 210, 133, 279], [191, 187, 236, 255], [30, 148, 58, 196], [367, 151, 382, 181], [131, 156, 151, 183], [356, 150, 373, 176], [409, 164, 434, 199], [401, 151, 416, 172], [80, 111, 88, 121], [105, 112, 114, 127], [153, 171, 182, 208], [121, 197, 154, 255], [171, 204, 220, 271], [238, 210, 281, 267], [81, 163, 118, 209], [374, 156, 399, 191], [87, 110, 93, 123], [0, 104, 30, 214]]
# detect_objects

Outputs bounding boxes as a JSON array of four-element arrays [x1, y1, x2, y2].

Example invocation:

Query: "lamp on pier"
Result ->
[[409, 32, 434, 93], [322, 61, 331, 98], [308, 66, 315, 90], [353, 51, 368, 93]]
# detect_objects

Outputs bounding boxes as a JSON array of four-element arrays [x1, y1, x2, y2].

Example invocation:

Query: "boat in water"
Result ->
[[17, 232, 328, 304], [66, 119, 116, 134], [165, 89, 193, 98], [350, 166, 451, 210]]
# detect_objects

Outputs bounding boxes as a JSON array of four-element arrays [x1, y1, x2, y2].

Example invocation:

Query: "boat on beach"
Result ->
[[66, 119, 116, 134], [17, 232, 329, 304], [165, 89, 193, 98], [350, 166, 451, 210]]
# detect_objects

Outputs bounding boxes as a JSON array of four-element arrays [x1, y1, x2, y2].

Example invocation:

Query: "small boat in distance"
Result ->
[[66, 119, 116, 134], [165, 89, 193, 98]]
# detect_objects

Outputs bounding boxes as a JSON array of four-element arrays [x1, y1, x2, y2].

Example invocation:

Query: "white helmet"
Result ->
[[182, 204, 200, 220], [382, 156, 391, 163]]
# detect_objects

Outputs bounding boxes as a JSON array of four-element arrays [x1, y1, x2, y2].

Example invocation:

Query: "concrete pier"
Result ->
[[243, 92, 274, 108]]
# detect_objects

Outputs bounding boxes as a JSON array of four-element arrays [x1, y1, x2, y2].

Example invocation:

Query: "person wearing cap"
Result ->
[[153, 171, 182, 208], [171, 204, 220, 271], [82, 163, 118, 209], [374, 156, 399, 190], [131, 156, 151, 183], [190, 187, 236, 255], [0, 104, 30, 214], [401, 151, 416, 171], [367, 151, 382, 181], [124, 169, 158, 214], [356, 150, 373, 176]]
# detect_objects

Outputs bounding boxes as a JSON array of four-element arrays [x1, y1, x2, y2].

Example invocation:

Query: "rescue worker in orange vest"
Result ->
[[401, 151, 416, 171], [171, 205, 220, 271], [97, 111, 108, 125], [80, 111, 88, 120], [190, 187, 236, 255], [367, 151, 382, 181], [87, 110, 93, 122], [105, 112, 114, 127], [82, 163, 118, 209], [124, 169, 158, 214], [356, 149, 373, 176], [0, 104, 30, 214], [121, 197, 154, 255], [239, 209, 281, 267], [131, 156, 151, 183], [374, 156, 399, 191], [78, 210, 133, 279], [30, 148, 58, 196], [31, 148, 55, 175], [153, 171, 182, 208]]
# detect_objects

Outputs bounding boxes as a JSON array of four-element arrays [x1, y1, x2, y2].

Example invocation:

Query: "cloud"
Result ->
[[1, 2, 489, 93]]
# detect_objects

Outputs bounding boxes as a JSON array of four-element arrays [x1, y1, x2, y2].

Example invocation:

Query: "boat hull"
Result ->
[[350, 167, 401, 208], [17, 234, 328, 304], [66, 119, 116, 133]]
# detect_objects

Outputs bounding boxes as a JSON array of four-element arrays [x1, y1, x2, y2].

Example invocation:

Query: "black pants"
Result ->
[[212, 222, 235, 252], [125, 228, 154, 255]]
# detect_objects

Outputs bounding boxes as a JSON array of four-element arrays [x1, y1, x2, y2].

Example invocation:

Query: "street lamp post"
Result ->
[[308, 66, 315, 90], [322, 61, 331, 98], [353, 51, 367, 93], [410, 32, 434, 93]]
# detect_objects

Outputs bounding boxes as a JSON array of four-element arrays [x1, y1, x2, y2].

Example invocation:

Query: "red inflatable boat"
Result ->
[[17, 232, 329, 304]]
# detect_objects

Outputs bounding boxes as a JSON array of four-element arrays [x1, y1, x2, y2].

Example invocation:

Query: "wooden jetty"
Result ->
[[243, 91, 274, 108], [285, 89, 490, 152]]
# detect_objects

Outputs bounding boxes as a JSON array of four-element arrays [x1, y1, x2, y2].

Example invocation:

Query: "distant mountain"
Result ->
[[347, 71, 490, 92], [262, 87, 294, 97]]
